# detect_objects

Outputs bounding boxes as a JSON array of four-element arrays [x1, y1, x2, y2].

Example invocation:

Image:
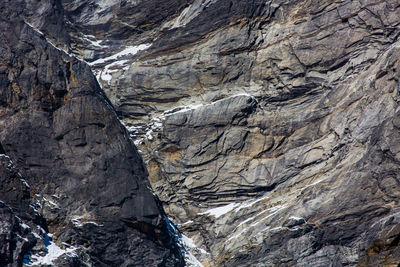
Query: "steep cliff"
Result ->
[[0, 0, 183, 266], [59, 0, 400, 266], [2, 0, 400, 266]]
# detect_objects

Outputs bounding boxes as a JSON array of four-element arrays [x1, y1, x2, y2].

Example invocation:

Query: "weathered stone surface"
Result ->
[[23, 0, 70, 49], [0, 154, 40, 267], [0, 201, 31, 267], [65, 0, 400, 266], [2, 0, 400, 266], [0, 1, 183, 266]]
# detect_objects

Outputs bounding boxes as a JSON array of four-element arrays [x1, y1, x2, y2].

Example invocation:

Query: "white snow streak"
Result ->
[[90, 44, 151, 66], [199, 203, 239, 218], [82, 35, 106, 48], [24, 22, 44, 36], [163, 93, 253, 116], [71, 216, 102, 228]]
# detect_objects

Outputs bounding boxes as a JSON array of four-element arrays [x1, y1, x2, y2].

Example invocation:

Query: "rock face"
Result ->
[[2, 0, 400, 266], [0, 153, 43, 267], [61, 0, 400, 266], [0, 0, 183, 266]]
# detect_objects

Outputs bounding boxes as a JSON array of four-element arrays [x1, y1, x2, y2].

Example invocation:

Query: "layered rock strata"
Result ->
[[2, 0, 400, 266], [62, 0, 400, 266], [0, 0, 183, 266]]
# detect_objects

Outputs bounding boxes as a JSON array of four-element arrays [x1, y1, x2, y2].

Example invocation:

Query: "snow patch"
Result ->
[[181, 235, 205, 267], [20, 222, 31, 230], [20, 179, 30, 189], [24, 21, 78, 60], [163, 104, 204, 116], [90, 44, 151, 85], [17, 233, 29, 242], [226, 204, 288, 242], [199, 203, 239, 218], [28, 240, 77, 266], [179, 220, 194, 226], [145, 129, 154, 141], [124, 116, 165, 144], [42, 197, 60, 209], [234, 195, 269, 212], [71, 216, 102, 228], [82, 35, 106, 48], [0, 154, 14, 169], [94, 59, 130, 85], [163, 93, 253, 116], [32, 232, 42, 240], [36, 225, 46, 234], [90, 44, 151, 66], [122, 94, 254, 145], [289, 216, 304, 221]]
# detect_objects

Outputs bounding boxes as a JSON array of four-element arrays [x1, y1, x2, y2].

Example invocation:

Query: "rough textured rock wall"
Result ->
[[0, 153, 44, 267], [0, 0, 183, 266], [63, 0, 400, 266], [2, 0, 400, 266]]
